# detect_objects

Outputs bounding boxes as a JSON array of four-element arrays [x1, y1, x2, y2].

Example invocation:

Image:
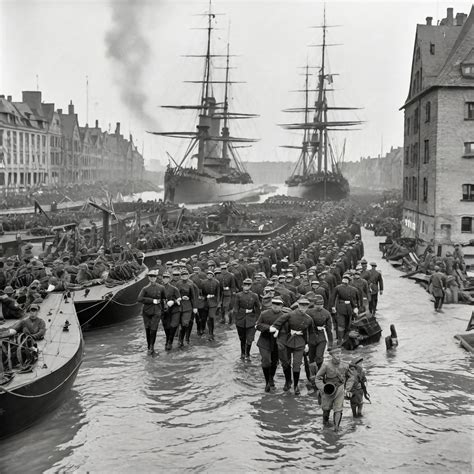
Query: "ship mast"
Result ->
[[221, 42, 230, 163]]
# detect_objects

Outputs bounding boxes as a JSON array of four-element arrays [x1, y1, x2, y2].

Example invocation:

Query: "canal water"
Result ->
[[1, 229, 472, 472]]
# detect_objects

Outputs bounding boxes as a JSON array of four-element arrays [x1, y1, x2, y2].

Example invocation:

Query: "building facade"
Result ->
[[0, 91, 145, 191], [401, 7, 474, 254]]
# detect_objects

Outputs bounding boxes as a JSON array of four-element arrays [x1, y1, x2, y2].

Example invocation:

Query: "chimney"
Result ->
[[68, 100, 74, 115], [58, 109, 63, 114], [0, 95, 4, 99], [426, 16, 433, 26], [22, 91, 42, 111], [95, 119, 99, 128], [7, 95, 12, 101], [456, 12, 467, 26], [446, 7, 454, 26], [115, 122, 121, 135]]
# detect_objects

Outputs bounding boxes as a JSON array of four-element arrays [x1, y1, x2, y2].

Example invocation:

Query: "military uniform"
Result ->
[[201, 276, 221, 340], [175, 279, 198, 345], [306, 306, 333, 370], [333, 283, 358, 341], [162, 282, 181, 350], [366, 266, 384, 314], [233, 289, 260, 359]]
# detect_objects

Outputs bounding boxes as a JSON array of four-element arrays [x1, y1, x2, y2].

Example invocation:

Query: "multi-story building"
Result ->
[[401, 6, 474, 256], [0, 91, 145, 189]]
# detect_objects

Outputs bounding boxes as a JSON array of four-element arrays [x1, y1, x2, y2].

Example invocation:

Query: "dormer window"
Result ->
[[461, 64, 474, 77]]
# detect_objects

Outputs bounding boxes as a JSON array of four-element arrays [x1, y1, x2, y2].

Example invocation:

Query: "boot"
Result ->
[[270, 363, 278, 388], [178, 327, 186, 348], [262, 367, 271, 392], [228, 311, 233, 327], [322, 410, 330, 425], [186, 319, 194, 343], [240, 340, 246, 360], [351, 406, 358, 418], [168, 326, 177, 349], [293, 371, 300, 395], [208, 318, 215, 341], [145, 328, 151, 353], [149, 330, 157, 355], [333, 411, 342, 432], [164, 327, 171, 350], [283, 367, 292, 391], [245, 343, 252, 361], [357, 405, 363, 417]]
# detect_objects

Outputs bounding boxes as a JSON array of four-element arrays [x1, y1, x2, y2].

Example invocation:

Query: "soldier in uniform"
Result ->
[[218, 263, 237, 325], [201, 269, 221, 340], [270, 298, 313, 395], [190, 266, 206, 336], [366, 262, 384, 315], [175, 269, 198, 347], [256, 296, 285, 392], [315, 347, 353, 432], [233, 277, 260, 361], [137, 270, 166, 355], [162, 271, 181, 351], [332, 275, 359, 344]]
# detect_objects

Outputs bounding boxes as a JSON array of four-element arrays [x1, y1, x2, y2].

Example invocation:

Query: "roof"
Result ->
[[59, 113, 79, 138]]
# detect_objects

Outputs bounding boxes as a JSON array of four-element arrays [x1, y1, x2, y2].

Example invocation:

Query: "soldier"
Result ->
[[190, 266, 206, 336], [218, 263, 237, 325], [137, 269, 166, 355], [233, 277, 260, 361], [256, 296, 285, 392], [366, 262, 384, 315], [333, 275, 359, 344], [162, 271, 181, 351], [347, 356, 368, 418], [315, 347, 353, 432], [175, 269, 198, 347], [201, 269, 221, 341], [270, 298, 313, 395]]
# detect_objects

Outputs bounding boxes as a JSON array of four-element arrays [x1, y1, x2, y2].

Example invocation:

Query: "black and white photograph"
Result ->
[[0, 0, 473, 471]]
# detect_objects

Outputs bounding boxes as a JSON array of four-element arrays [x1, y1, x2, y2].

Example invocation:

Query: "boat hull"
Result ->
[[287, 178, 349, 201], [0, 338, 84, 439], [73, 272, 148, 329], [165, 173, 263, 204]]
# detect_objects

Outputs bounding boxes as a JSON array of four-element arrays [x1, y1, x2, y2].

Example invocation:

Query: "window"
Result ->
[[466, 102, 474, 120], [464, 142, 474, 156], [412, 176, 418, 200], [423, 177, 428, 202], [423, 140, 430, 163], [406, 117, 411, 136], [414, 108, 419, 133], [404, 147, 410, 165], [461, 217, 473, 233], [412, 143, 418, 166], [462, 65, 474, 77], [425, 101, 431, 122], [462, 184, 474, 200], [404, 177, 409, 199], [430, 43, 435, 55]]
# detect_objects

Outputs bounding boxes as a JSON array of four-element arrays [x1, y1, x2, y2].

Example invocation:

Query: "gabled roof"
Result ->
[[60, 114, 79, 138], [436, 6, 474, 87]]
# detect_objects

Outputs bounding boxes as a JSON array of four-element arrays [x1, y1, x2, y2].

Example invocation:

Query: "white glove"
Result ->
[[153, 299, 158, 305], [8, 328, 17, 336], [269, 326, 279, 338], [331, 307, 336, 313], [167, 300, 174, 308], [193, 308, 198, 314], [176, 298, 181, 305], [354, 308, 359, 315], [304, 344, 309, 354]]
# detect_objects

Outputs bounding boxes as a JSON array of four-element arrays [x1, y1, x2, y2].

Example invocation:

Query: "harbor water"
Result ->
[[0, 230, 472, 472]]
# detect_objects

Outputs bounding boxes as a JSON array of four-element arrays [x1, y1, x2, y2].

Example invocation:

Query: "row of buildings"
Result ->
[[341, 147, 403, 191], [0, 91, 145, 190], [402, 6, 474, 252]]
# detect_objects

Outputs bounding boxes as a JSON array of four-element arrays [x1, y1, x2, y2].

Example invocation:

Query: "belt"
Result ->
[[182, 296, 190, 301], [315, 326, 324, 331], [224, 286, 230, 290], [344, 300, 350, 304], [245, 309, 253, 313], [207, 294, 215, 298], [290, 329, 303, 336]]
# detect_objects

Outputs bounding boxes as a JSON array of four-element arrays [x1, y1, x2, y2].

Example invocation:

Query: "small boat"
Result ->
[[342, 313, 383, 350], [0, 292, 84, 438], [72, 266, 148, 329]]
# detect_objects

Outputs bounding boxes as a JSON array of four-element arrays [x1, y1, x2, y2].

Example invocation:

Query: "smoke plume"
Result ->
[[105, 0, 158, 129]]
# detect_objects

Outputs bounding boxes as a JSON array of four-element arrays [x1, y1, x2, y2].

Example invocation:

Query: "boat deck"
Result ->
[[0, 292, 83, 391]]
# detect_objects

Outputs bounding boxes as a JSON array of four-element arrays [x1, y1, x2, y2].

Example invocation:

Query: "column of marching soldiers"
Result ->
[[138, 204, 382, 430]]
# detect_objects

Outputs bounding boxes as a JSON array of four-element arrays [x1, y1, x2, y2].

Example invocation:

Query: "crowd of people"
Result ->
[[137, 202, 381, 431]]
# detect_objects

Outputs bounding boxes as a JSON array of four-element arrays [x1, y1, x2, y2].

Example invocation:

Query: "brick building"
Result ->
[[0, 91, 145, 190], [401, 7, 474, 255]]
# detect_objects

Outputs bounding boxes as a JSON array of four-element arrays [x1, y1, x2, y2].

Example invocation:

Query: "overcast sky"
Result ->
[[1, 0, 472, 168]]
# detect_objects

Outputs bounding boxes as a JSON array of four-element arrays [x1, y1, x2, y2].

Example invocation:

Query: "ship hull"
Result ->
[[165, 173, 262, 204], [286, 177, 349, 201]]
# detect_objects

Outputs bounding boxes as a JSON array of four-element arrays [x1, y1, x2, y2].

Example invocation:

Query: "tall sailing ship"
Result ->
[[149, 8, 261, 204], [280, 13, 362, 201]]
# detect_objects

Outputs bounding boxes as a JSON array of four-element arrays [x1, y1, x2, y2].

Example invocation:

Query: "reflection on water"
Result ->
[[0, 230, 473, 472]]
